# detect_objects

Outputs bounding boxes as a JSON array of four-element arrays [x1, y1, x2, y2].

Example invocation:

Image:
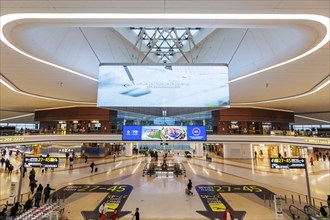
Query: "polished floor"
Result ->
[[0, 152, 329, 219]]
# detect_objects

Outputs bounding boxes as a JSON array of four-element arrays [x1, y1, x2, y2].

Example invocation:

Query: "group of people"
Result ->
[[28, 168, 55, 206], [315, 151, 330, 162], [0, 157, 15, 175], [0, 166, 55, 219], [98, 203, 140, 220]]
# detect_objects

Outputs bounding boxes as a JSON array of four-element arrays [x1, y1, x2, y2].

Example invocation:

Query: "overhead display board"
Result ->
[[122, 126, 206, 141], [97, 64, 230, 108], [270, 158, 306, 169], [24, 157, 59, 168]]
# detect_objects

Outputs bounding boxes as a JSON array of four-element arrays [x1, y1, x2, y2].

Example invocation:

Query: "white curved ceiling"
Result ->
[[0, 0, 329, 124]]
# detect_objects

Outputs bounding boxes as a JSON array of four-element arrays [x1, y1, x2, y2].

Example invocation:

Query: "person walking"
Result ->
[[36, 184, 44, 193], [85, 155, 88, 163], [0, 157, 4, 167], [29, 172, 35, 182], [30, 168, 36, 176], [43, 184, 55, 203], [5, 159, 10, 170], [21, 166, 27, 178], [109, 208, 119, 220], [113, 153, 116, 162], [8, 164, 13, 175], [69, 157, 74, 169], [310, 157, 314, 166], [132, 208, 140, 220], [30, 179, 37, 194], [222, 207, 234, 220], [98, 201, 107, 220], [23, 198, 33, 211], [34, 190, 42, 207], [187, 179, 193, 195], [90, 161, 95, 173], [0, 207, 7, 219], [9, 202, 20, 218]]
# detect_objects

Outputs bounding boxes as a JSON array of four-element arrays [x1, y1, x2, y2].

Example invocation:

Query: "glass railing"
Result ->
[[1, 129, 329, 138]]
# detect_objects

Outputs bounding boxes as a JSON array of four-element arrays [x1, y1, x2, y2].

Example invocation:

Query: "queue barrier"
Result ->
[[142, 162, 186, 177]]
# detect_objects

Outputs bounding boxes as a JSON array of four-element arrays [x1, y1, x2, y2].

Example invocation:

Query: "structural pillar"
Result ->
[[194, 143, 203, 157], [125, 142, 133, 157]]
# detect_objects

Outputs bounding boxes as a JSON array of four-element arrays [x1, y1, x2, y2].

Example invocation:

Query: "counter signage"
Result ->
[[270, 158, 306, 169], [24, 157, 59, 168]]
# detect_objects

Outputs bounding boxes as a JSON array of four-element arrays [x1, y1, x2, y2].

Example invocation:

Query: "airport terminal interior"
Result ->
[[0, 0, 330, 220]]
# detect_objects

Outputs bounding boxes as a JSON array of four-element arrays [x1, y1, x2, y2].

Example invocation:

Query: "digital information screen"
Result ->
[[122, 126, 206, 141], [270, 158, 306, 169], [24, 157, 59, 168], [97, 64, 229, 108]]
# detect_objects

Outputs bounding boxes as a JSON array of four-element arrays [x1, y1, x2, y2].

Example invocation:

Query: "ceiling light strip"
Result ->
[[1, 13, 329, 83], [0, 113, 34, 122], [0, 78, 96, 105], [295, 115, 330, 124], [232, 78, 330, 105]]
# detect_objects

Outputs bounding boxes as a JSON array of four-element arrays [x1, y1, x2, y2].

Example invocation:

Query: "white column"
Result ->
[[125, 142, 133, 157], [195, 143, 203, 157]]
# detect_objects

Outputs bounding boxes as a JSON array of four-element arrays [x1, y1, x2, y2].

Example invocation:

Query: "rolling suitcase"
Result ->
[[185, 188, 189, 195], [95, 167, 98, 172]]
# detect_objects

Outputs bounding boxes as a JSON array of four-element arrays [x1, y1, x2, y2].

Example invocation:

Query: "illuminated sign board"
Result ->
[[0, 137, 25, 143], [304, 139, 330, 145], [270, 158, 306, 169], [122, 126, 206, 141], [24, 157, 59, 168]]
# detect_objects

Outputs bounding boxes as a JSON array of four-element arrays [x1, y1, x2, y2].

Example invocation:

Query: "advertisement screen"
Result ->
[[97, 65, 229, 108], [122, 126, 206, 141]]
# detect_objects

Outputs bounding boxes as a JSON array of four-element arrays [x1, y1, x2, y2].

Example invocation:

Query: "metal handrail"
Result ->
[[289, 204, 310, 220], [304, 205, 321, 217]]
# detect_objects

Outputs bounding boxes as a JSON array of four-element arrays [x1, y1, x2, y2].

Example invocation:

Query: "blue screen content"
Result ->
[[122, 126, 206, 141], [97, 65, 229, 108]]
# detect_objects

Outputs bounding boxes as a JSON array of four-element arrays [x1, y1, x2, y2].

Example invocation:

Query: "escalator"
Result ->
[[289, 205, 310, 219], [289, 205, 330, 220]]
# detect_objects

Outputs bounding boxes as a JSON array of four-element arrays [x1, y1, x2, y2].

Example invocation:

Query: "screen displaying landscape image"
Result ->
[[97, 65, 230, 108]]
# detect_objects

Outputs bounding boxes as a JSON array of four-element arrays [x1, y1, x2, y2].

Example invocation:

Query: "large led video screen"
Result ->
[[122, 126, 206, 141], [97, 64, 229, 108]]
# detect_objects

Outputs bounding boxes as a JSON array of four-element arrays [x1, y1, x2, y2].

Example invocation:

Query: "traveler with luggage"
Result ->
[[187, 179, 193, 195], [90, 161, 95, 173]]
